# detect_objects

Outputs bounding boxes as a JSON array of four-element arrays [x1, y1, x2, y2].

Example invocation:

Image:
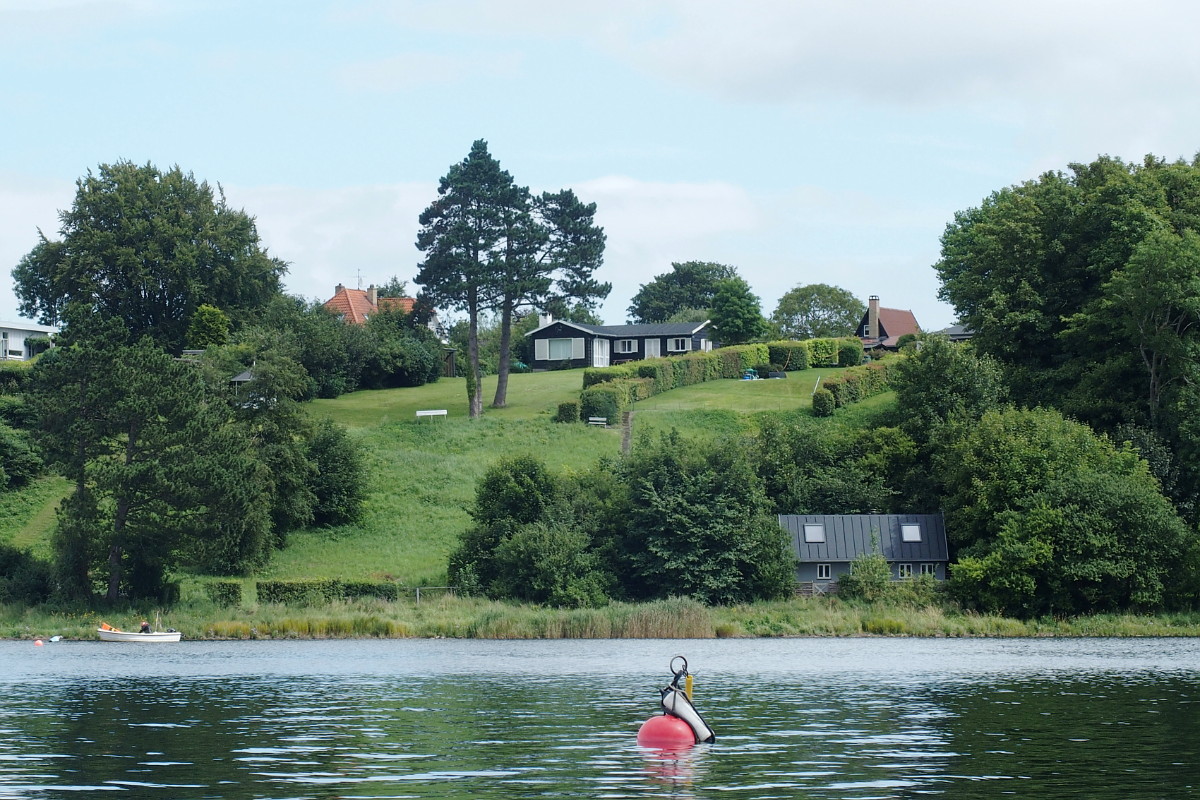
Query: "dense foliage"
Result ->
[[13, 161, 285, 352], [448, 437, 797, 607], [771, 283, 866, 340], [627, 261, 738, 323]]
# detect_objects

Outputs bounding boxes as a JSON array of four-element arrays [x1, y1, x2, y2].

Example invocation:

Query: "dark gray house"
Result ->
[[525, 318, 713, 370], [778, 514, 949, 592]]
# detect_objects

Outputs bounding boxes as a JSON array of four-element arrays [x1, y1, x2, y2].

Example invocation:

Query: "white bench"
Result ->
[[416, 409, 447, 421], [587, 416, 608, 427]]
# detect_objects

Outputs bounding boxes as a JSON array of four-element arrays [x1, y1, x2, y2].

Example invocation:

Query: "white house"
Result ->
[[0, 320, 57, 360]]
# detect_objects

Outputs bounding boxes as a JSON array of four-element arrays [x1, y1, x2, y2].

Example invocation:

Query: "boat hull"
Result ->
[[97, 628, 181, 643]]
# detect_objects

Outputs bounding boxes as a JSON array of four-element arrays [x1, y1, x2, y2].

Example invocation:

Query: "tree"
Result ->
[[607, 431, 796, 604], [710, 276, 768, 345], [29, 333, 273, 600], [938, 407, 1191, 616], [627, 261, 737, 323], [492, 189, 608, 409], [186, 304, 231, 349], [771, 283, 865, 340], [415, 141, 608, 417], [889, 335, 1007, 444], [13, 161, 286, 352]]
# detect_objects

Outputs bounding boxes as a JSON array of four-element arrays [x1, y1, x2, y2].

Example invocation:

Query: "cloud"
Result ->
[[224, 182, 436, 305]]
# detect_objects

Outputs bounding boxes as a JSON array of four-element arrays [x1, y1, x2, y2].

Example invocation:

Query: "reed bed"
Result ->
[[13, 596, 1200, 641]]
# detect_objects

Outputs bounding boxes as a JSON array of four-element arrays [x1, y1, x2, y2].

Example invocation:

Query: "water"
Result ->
[[2, 637, 1199, 799]]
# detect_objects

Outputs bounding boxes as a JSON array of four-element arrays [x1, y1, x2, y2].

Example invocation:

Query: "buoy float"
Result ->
[[637, 712, 696, 748], [34, 639, 43, 646], [637, 656, 715, 748]]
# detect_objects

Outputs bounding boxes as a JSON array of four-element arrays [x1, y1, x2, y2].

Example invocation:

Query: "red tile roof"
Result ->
[[323, 287, 416, 325]]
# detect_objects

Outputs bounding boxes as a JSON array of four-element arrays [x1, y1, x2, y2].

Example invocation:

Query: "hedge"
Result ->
[[0, 362, 33, 395], [255, 579, 399, 605], [766, 341, 810, 371], [205, 581, 243, 607], [821, 361, 892, 409], [554, 401, 580, 423], [812, 388, 835, 416]]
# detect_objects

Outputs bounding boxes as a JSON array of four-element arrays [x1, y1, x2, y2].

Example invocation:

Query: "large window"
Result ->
[[897, 563, 913, 578], [901, 523, 922, 542], [667, 337, 690, 352], [803, 524, 825, 543], [615, 339, 637, 354], [548, 338, 575, 360], [920, 563, 937, 576]]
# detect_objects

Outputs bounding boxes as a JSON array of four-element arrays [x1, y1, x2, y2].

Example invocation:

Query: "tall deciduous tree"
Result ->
[[12, 161, 286, 352], [627, 261, 737, 323], [771, 283, 865, 340], [710, 276, 767, 345]]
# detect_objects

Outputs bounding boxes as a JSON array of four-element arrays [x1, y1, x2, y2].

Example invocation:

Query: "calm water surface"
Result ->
[[2, 637, 1199, 799]]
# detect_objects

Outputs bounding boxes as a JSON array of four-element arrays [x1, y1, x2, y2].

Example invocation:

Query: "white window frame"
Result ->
[[615, 339, 638, 354], [901, 523, 922, 542], [645, 338, 661, 358], [667, 337, 690, 352], [920, 563, 937, 576], [803, 524, 825, 543], [897, 563, 913, 579], [537, 337, 584, 362], [816, 563, 831, 580]]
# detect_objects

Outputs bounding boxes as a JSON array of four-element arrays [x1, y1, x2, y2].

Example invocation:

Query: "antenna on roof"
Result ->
[[355, 270, 364, 290]]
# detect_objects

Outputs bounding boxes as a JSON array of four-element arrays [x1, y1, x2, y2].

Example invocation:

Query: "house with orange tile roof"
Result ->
[[323, 284, 416, 325], [855, 295, 920, 350]]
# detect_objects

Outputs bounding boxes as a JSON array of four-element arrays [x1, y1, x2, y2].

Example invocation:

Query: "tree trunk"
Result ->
[[467, 294, 483, 419], [492, 296, 513, 408]]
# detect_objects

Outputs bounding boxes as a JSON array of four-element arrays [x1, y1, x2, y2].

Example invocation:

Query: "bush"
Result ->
[[838, 338, 864, 367], [812, 388, 835, 416], [342, 581, 400, 601], [257, 580, 343, 605], [554, 401, 580, 423], [0, 545, 53, 604], [766, 341, 810, 371], [0, 396, 35, 428], [306, 418, 366, 527], [205, 580, 243, 607], [838, 546, 891, 602]]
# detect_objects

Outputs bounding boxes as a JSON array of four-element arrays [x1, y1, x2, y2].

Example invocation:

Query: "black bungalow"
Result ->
[[778, 514, 949, 592], [525, 319, 713, 370]]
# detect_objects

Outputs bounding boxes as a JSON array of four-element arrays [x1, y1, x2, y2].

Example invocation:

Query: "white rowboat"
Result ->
[[97, 628, 181, 643]]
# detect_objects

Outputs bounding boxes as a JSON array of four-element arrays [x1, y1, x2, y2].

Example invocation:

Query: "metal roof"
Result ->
[[525, 320, 710, 338], [779, 514, 949, 563]]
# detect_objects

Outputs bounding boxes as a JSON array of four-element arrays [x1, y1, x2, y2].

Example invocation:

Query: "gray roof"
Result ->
[[526, 320, 710, 338], [779, 514, 949, 563]]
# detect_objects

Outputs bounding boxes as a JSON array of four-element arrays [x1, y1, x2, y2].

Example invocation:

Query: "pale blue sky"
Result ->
[[4, 0, 1200, 331]]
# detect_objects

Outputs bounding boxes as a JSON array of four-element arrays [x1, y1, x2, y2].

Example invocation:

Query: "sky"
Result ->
[[3, 0, 1200, 332]]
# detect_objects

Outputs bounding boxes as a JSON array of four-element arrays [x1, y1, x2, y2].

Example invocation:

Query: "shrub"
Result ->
[[205, 580, 243, 607], [306, 418, 366, 527], [838, 337, 864, 366], [554, 401, 581, 423], [0, 396, 35, 428], [806, 338, 840, 367], [257, 580, 343, 605], [838, 545, 891, 602], [812, 388, 835, 416], [0, 545, 52, 604], [342, 581, 400, 601], [766, 341, 810, 371]]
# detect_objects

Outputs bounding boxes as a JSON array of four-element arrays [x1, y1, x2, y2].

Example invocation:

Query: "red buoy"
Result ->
[[637, 713, 695, 748]]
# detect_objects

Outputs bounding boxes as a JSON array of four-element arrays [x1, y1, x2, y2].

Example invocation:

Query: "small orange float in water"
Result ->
[[637, 713, 696, 747]]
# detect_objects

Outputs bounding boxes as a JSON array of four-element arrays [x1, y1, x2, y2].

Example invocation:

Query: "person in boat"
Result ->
[[140, 620, 151, 633]]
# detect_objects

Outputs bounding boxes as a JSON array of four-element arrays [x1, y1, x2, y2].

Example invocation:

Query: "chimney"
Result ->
[[367, 284, 377, 306], [538, 312, 553, 327], [868, 296, 880, 339], [335, 283, 345, 295]]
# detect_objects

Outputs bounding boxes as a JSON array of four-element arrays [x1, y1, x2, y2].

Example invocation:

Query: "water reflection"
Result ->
[[2, 638, 1200, 798]]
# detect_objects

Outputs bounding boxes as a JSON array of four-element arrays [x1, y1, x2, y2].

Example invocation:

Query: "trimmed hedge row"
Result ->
[[573, 337, 867, 420], [820, 361, 892, 409], [205, 581, 243, 607], [256, 580, 401, 605], [0, 361, 33, 395]]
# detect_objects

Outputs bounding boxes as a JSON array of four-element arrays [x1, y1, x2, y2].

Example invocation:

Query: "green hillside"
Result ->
[[1, 365, 870, 590]]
